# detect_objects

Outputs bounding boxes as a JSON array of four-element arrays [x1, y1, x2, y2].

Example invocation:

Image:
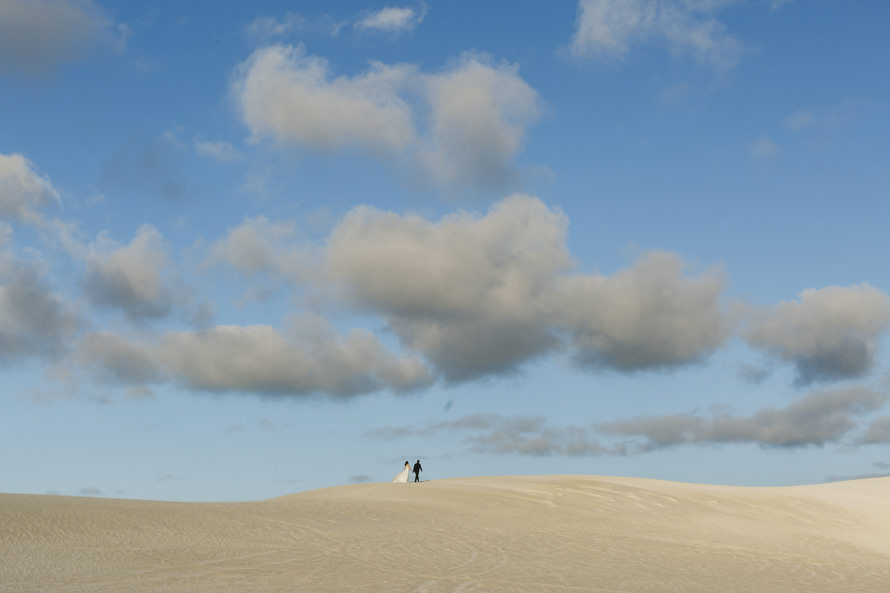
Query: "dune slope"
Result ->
[[2, 475, 890, 592]]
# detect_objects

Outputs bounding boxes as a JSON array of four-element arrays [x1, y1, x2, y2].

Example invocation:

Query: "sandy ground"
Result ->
[[2, 475, 890, 592]]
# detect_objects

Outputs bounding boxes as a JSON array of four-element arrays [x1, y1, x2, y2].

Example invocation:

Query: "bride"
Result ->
[[392, 460, 411, 483]]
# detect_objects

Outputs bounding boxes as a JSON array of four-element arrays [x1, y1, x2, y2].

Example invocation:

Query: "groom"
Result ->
[[413, 460, 422, 482]]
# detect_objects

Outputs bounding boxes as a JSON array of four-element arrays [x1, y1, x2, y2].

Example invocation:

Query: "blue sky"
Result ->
[[2, 0, 890, 501]]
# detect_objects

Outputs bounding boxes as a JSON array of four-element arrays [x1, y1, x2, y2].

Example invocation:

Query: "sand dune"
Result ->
[[3, 475, 890, 592]]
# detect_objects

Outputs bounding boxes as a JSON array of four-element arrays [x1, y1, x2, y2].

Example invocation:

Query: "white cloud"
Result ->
[[210, 198, 890, 389], [0, 211, 80, 365], [0, 153, 60, 223], [70, 331, 163, 396], [0, 265, 80, 362], [159, 316, 433, 397], [0, 0, 125, 73], [418, 53, 542, 189], [744, 284, 890, 385], [570, 0, 744, 70], [218, 195, 730, 381], [232, 45, 541, 191], [326, 195, 570, 318], [551, 251, 729, 372], [194, 138, 241, 162], [247, 6, 425, 41], [83, 225, 179, 322], [324, 195, 569, 381], [354, 5, 425, 34], [572, 0, 658, 59], [64, 316, 433, 399], [234, 44, 417, 154]]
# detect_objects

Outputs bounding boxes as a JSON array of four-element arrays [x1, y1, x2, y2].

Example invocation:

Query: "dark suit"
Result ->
[[413, 462, 422, 482]]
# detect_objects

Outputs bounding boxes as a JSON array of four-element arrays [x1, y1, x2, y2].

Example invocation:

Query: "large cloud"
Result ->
[[68, 331, 163, 398], [325, 195, 569, 381], [327, 197, 729, 379], [159, 316, 433, 397], [551, 251, 728, 372], [234, 45, 416, 153], [0, 0, 124, 73], [326, 195, 570, 319], [0, 265, 80, 362], [72, 331, 162, 386], [83, 225, 180, 322], [210, 197, 890, 388], [570, 0, 743, 69], [214, 195, 732, 382], [418, 54, 542, 189], [66, 316, 433, 399], [0, 153, 60, 223], [0, 166, 79, 363], [232, 45, 541, 190], [744, 284, 890, 386]]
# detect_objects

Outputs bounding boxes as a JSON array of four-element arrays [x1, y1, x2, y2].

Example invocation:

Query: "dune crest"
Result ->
[[3, 475, 890, 592]]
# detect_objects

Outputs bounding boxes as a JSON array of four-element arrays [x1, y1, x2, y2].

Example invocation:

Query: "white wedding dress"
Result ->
[[392, 463, 411, 483]]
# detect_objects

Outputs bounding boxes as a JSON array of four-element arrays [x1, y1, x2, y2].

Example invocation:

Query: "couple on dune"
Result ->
[[392, 460, 422, 483]]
